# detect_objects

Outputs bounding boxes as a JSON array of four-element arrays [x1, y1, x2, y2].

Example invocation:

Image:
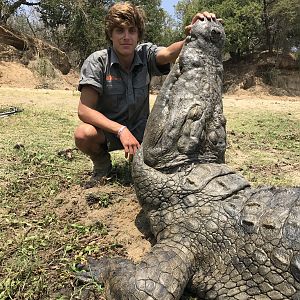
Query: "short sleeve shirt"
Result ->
[[78, 43, 170, 142]]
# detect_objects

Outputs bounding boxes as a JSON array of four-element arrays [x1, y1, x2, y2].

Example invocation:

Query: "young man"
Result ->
[[74, 2, 217, 181]]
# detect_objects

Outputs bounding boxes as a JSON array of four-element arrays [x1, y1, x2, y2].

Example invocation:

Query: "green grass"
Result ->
[[0, 90, 299, 299], [225, 110, 299, 186]]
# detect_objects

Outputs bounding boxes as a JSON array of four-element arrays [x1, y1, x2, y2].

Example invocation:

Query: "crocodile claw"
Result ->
[[75, 257, 108, 284]]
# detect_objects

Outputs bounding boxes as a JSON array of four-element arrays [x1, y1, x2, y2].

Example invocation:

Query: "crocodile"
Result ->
[[77, 18, 300, 299]]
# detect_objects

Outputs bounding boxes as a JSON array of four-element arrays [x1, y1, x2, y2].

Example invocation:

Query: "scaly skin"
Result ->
[[77, 18, 300, 299]]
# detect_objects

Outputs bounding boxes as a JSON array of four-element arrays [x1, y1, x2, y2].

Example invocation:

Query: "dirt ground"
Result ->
[[0, 60, 79, 90]]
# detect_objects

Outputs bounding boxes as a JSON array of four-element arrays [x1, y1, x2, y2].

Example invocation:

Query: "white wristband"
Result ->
[[117, 126, 126, 138]]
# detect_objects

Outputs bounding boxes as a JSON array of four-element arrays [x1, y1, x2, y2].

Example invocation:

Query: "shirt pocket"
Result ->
[[133, 71, 150, 106], [102, 81, 125, 112]]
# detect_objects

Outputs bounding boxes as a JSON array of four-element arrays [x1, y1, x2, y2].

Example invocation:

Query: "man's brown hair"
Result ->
[[105, 2, 146, 43]]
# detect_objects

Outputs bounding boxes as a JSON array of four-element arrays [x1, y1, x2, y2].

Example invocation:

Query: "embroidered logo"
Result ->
[[106, 74, 121, 81]]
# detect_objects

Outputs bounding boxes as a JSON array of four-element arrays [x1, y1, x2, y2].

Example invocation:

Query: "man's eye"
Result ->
[[129, 27, 137, 33]]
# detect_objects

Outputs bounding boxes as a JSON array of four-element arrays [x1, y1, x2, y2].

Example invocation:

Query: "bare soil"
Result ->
[[54, 183, 153, 262], [0, 60, 78, 90]]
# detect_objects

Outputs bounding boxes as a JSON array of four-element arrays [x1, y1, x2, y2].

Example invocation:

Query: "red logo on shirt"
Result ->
[[106, 74, 121, 81]]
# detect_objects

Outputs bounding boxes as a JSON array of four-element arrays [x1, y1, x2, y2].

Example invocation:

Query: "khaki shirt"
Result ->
[[79, 43, 170, 142]]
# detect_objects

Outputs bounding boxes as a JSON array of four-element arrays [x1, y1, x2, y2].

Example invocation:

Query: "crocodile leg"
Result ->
[[78, 239, 196, 300]]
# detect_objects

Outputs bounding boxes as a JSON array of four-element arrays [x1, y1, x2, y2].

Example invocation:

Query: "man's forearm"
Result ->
[[166, 40, 186, 62], [156, 40, 185, 65], [78, 103, 123, 135]]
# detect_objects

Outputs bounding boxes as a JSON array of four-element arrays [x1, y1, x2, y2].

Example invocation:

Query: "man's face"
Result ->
[[110, 24, 139, 57]]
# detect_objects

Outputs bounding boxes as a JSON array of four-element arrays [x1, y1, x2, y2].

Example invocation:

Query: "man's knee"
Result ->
[[74, 124, 105, 149], [75, 124, 95, 141]]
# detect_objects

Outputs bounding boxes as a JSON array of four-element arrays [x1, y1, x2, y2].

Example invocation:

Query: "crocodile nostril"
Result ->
[[210, 29, 222, 43], [211, 29, 221, 35]]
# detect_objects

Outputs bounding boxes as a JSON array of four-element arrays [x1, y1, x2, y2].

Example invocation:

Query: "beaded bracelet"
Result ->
[[117, 125, 126, 138]]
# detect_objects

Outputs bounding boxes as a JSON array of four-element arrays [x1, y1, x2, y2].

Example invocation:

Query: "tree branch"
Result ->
[[1, 1, 41, 23]]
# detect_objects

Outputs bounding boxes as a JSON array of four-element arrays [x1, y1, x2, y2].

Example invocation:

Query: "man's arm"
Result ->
[[78, 86, 122, 135], [156, 40, 185, 65], [78, 86, 140, 158]]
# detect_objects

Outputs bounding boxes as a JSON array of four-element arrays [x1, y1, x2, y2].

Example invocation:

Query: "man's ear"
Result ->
[[108, 30, 112, 41]]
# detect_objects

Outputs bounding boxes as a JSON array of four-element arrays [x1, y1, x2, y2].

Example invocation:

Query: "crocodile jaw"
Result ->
[[142, 19, 226, 171]]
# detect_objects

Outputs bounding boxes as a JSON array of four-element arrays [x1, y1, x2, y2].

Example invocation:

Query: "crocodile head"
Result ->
[[142, 18, 226, 171]]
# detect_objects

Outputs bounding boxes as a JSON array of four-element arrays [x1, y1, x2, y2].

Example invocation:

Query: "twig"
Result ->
[[0, 107, 23, 118], [20, 174, 63, 181]]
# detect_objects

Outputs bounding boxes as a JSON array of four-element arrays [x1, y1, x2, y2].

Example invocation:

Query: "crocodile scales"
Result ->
[[78, 18, 300, 299]]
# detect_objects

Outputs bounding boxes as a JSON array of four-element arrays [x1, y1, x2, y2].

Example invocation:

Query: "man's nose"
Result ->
[[123, 29, 130, 39]]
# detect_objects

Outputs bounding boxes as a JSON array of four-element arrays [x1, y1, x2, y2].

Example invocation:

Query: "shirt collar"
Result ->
[[109, 46, 143, 70]]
